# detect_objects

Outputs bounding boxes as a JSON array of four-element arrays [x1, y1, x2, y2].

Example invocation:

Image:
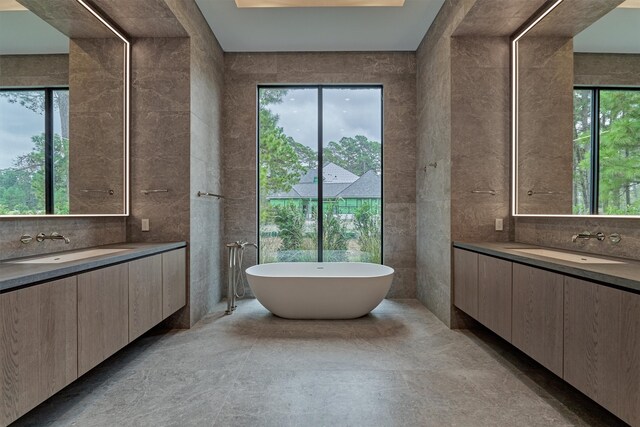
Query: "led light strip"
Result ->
[[511, 0, 564, 217], [75, 0, 131, 217], [235, 0, 405, 7]]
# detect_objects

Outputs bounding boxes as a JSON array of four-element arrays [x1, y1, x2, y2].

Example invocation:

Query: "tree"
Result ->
[[0, 90, 70, 214], [598, 90, 640, 214], [572, 89, 592, 214], [259, 89, 308, 196], [289, 139, 317, 170], [572, 89, 640, 215], [0, 133, 69, 214], [324, 135, 381, 176]]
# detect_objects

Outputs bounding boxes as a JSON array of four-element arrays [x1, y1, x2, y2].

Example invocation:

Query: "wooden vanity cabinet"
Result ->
[[564, 277, 640, 426], [1, 247, 186, 425], [620, 290, 640, 426], [478, 254, 512, 342], [512, 264, 564, 377], [453, 246, 640, 425], [453, 249, 478, 318], [77, 263, 129, 376], [454, 250, 513, 341], [129, 255, 163, 341], [163, 248, 186, 318], [0, 277, 77, 426]]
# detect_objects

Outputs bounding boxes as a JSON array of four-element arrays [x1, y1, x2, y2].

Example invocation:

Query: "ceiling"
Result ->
[[574, 8, 640, 54], [194, 0, 445, 52], [0, 11, 68, 55]]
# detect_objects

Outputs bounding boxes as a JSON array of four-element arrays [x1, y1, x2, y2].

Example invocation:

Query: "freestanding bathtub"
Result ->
[[245, 262, 394, 319]]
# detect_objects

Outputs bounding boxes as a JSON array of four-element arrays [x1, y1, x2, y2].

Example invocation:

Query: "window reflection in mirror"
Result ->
[[0, 90, 46, 215], [598, 89, 640, 214], [572, 88, 592, 215], [514, 0, 640, 217], [0, 1, 128, 217]]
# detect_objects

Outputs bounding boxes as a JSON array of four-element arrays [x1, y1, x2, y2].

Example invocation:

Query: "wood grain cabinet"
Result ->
[[77, 263, 129, 376], [1, 247, 186, 425], [1, 277, 77, 426], [478, 254, 512, 342], [453, 249, 478, 318], [512, 264, 564, 377], [454, 247, 640, 425], [620, 289, 640, 426], [129, 255, 163, 341], [564, 276, 640, 426], [162, 248, 186, 318]]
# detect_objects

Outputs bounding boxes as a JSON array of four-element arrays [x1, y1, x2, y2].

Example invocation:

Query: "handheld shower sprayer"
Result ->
[[225, 241, 257, 315]]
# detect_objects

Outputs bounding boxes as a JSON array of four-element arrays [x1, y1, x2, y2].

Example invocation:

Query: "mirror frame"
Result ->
[[510, 0, 640, 218], [1, 0, 131, 218]]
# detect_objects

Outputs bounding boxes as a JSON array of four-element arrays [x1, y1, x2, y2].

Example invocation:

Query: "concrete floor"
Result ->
[[15, 299, 625, 427]]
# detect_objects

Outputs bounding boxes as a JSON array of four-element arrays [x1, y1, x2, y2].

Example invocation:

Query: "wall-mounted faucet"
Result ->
[[36, 232, 70, 244], [572, 231, 605, 243]]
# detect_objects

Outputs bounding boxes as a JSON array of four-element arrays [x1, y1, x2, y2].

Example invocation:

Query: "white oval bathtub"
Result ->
[[245, 262, 394, 319]]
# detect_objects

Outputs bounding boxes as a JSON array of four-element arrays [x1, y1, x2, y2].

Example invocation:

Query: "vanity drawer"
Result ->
[[0, 277, 77, 426], [478, 254, 512, 342], [564, 277, 640, 426], [77, 263, 129, 376], [512, 264, 564, 377]]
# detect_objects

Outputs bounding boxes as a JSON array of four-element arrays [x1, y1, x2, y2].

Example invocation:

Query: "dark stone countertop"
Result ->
[[0, 242, 186, 293], [453, 241, 640, 294]]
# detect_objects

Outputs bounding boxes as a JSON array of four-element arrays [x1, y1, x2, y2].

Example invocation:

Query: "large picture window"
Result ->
[[573, 87, 640, 215], [0, 88, 70, 215], [258, 85, 383, 263]]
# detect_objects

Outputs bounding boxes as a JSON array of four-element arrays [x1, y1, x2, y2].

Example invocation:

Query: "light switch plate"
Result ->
[[495, 218, 503, 231], [142, 218, 150, 232]]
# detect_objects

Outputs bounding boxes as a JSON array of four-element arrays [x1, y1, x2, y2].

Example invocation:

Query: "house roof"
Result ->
[[269, 164, 380, 200], [339, 170, 381, 198], [298, 163, 359, 184]]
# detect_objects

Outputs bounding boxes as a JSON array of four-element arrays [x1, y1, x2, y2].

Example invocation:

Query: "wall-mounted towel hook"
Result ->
[[81, 189, 114, 195], [471, 189, 496, 196], [198, 191, 223, 199], [423, 162, 437, 172], [527, 190, 562, 196], [141, 189, 169, 195]]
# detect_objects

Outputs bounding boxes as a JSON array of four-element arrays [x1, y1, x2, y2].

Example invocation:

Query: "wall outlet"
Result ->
[[142, 218, 150, 232], [495, 218, 504, 231]]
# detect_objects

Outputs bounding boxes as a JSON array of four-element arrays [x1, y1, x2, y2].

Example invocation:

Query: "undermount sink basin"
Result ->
[[8, 248, 130, 264], [512, 248, 626, 265]]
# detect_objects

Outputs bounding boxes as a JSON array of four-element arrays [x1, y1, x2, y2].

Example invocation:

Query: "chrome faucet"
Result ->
[[227, 241, 257, 249], [572, 231, 605, 243], [36, 232, 70, 244], [225, 241, 257, 315]]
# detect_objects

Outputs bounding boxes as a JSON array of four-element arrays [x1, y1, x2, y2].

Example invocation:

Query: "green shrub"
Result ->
[[354, 203, 382, 264], [273, 204, 305, 251]]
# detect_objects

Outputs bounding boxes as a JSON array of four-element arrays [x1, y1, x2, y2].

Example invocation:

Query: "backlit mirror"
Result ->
[[512, 0, 640, 217], [0, 0, 130, 216]]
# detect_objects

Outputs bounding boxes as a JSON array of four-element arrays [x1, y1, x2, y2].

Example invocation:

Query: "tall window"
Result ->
[[0, 88, 70, 215], [573, 88, 640, 215], [258, 86, 383, 263]]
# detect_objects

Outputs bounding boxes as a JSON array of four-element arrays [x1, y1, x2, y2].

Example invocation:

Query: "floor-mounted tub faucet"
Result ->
[[225, 241, 257, 315]]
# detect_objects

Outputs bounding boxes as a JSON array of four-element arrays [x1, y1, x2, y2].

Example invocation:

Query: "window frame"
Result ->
[[574, 85, 640, 215], [0, 86, 69, 214], [257, 84, 384, 263]]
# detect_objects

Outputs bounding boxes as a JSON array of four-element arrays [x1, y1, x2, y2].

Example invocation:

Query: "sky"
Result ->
[[0, 93, 64, 169], [266, 87, 382, 151], [0, 95, 44, 169]]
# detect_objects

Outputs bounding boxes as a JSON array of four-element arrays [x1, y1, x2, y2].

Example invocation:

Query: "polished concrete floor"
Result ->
[[15, 299, 625, 427]]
